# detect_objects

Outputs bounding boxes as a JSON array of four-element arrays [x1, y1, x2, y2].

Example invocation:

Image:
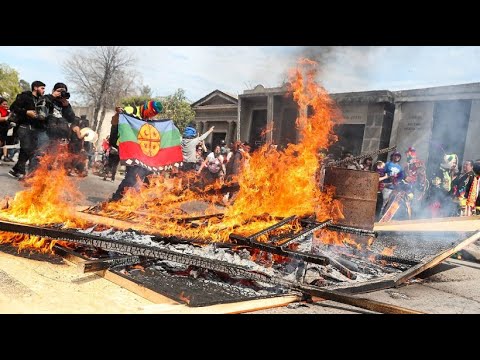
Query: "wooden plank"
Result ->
[[300, 285, 424, 314], [394, 231, 480, 286], [101, 270, 180, 305], [139, 295, 301, 314], [444, 258, 480, 270], [375, 215, 480, 226], [78, 256, 142, 273], [54, 245, 178, 305], [374, 221, 480, 232]]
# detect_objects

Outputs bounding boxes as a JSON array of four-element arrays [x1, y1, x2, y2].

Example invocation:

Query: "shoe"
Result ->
[[3, 157, 14, 162], [8, 169, 24, 180], [110, 179, 115, 182]]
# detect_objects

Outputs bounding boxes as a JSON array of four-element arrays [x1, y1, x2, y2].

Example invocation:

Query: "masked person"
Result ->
[[8, 81, 47, 179]]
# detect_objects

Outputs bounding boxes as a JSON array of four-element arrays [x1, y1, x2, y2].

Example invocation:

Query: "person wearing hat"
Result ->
[[8, 80, 47, 180], [109, 101, 163, 202], [402, 146, 427, 219], [27, 82, 77, 174], [381, 151, 404, 213], [181, 123, 215, 172]]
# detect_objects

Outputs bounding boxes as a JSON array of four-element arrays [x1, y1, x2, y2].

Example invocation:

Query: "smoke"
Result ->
[[283, 46, 384, 92]]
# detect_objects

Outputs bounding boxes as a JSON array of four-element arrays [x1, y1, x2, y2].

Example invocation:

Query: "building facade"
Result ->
[[192, 82, 480, 168], [190, 90, 238, 149]]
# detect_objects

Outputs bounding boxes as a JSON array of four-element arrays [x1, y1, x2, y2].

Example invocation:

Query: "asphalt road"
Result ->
[[0, 160, 122, 206]]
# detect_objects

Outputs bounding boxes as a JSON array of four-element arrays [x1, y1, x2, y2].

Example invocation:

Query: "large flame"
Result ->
[[98, 59, 346, 244], [0, 59, 351, 254], [0, 144, 88, 251]]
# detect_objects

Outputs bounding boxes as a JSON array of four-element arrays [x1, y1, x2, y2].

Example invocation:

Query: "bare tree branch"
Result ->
[[62, 46, 137, 130]]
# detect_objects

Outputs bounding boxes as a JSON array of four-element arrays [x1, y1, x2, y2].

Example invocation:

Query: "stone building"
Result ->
[[190, 90, 238, 149], [192, 82, 480, 171]]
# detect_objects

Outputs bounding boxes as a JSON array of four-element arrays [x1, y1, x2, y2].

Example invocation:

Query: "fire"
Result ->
[[0, 144, 89, 252], [381, 246, 396, 256], [93, 59, 346, 246], [179, 291, 191, 304], [0, 232, 56, 253]]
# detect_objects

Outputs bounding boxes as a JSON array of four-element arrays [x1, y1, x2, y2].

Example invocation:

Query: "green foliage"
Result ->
[[120, 95, 151, 107], [140, 85, 153, 97], [0, 64, 22, 101], [19, 79, 30, 92], [157, 89, 195, 131], [120, 88, 195, 132]]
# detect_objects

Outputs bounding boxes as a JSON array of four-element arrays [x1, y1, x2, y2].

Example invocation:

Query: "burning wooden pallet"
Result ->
[[3, 208, 476, 314]]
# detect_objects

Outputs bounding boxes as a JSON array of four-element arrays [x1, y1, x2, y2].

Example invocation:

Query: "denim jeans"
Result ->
[[29, 130, 50, 173]]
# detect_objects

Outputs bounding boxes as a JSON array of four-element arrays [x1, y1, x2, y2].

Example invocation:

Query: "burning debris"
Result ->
[[0, 59, 475, 314]]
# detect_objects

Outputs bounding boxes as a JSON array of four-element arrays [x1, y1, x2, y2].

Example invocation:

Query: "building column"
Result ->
[[198, 121, 204, 135], [267, 95, 274, 143], [237, 97, 242, 141], [227, 120, 235, 144]]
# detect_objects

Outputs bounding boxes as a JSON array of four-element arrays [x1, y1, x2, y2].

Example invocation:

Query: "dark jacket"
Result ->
[[10, 91, 45, 128], [44, 94, 76, 138]]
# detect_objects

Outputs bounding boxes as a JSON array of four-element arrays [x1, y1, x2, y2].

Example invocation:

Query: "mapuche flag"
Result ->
[[118, 114, 183, 171]]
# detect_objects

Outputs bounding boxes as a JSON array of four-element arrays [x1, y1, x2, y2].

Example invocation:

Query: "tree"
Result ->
[[62, 46, 136, 133], [0, 64, 22, 101], [121, 95, 151, 108], [157, 89, 195, 132], [140, 85, 153, 98], [19, 79, 30, 92]]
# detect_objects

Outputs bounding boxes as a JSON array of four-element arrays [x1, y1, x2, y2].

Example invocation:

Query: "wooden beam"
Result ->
[[78, 256, 142, 273], [300, 284, 424, 314], [139, 295, 301, 314], [101, 270, 179, 305], [394, 231, 480, 286], [54, 244, 178, 305], [75, 207, 171, 237]]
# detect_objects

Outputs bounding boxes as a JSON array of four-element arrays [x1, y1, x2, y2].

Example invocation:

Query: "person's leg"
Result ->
[[111, 166, 151, 201], [111, 166, 139, 201], [110, 155, 120, 181], [11, 127, 34, 176], [29, 130, 50, 173]]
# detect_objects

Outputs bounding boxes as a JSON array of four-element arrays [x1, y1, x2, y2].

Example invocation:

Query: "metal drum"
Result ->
[[323, 167, 378, 230]]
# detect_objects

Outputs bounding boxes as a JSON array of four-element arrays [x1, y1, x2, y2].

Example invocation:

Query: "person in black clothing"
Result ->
[[67, 117, 88, 176], [103, 144, 120, 182], [8, 80, 47, 179], [109, 102, 164, 201], [28, 82, 77, 173]]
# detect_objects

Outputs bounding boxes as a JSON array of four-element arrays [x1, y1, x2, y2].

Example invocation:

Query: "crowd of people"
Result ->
[[2, 82, 480, 221], [1, 81, 96, 180], [333, 148, 480, 221]]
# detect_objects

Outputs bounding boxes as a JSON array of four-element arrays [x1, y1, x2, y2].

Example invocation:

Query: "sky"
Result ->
[[2, 46, 480, 104]]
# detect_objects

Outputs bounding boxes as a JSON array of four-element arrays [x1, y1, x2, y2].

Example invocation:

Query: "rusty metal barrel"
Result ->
[[323, 167, 378, 230]]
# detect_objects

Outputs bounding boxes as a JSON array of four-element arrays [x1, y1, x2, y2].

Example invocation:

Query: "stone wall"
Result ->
[[389, 101, 435, 164]]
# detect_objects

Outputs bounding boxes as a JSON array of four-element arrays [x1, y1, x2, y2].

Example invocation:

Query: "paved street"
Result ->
[[0, 160, 122, 206]]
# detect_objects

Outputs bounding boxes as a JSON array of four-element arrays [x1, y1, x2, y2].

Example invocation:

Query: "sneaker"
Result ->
[[3, 157, 14, 162], [8, 169, 24, 180]]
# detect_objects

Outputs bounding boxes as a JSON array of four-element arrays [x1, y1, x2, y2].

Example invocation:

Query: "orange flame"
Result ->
[[0, 144, 89, 252], [1, 59, 351, 254], [93, 59, 348, 246], [179, 291, 191, 304], [381, 246, 396, 256], [0, 231, 57, 253]]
